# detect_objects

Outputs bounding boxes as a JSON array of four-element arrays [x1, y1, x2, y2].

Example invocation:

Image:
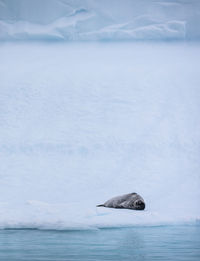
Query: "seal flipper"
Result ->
[[96, 204, 105, 207]]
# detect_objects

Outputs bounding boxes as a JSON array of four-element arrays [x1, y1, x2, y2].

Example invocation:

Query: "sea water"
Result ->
[[0, 225, 199, 261]]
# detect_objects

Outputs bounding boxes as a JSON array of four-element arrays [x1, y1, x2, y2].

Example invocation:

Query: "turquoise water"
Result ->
[[0, 225, 199, 260]]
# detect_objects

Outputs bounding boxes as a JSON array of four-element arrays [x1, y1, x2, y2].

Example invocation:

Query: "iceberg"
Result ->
[[0, 42, 200, 229]]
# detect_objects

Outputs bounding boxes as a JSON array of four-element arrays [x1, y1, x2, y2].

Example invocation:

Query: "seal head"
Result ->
[[132, 199, 145, 210]]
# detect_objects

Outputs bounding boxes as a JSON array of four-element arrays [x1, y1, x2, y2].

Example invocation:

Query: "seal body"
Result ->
[[97, 192, 145, 210]]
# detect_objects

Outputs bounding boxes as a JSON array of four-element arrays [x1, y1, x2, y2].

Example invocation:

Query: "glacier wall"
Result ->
[[0, 0, 200, 41]]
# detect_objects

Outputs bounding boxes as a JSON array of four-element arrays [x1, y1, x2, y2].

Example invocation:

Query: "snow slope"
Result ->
[[0, 0, 200, 41], [0, 42, 200, 229]]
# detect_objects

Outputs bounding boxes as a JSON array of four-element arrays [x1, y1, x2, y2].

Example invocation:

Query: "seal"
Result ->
[[97, 192, 145, 210]]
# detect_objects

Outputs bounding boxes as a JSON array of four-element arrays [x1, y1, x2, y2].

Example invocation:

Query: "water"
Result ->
[[0, 225, 199, 261]]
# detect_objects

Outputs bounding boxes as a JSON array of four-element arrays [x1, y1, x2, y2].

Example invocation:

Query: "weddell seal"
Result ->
[[97, 192, 145, 210]]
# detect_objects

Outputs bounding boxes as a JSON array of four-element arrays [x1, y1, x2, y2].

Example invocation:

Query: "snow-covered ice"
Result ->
[[0, 42, 200, 229]]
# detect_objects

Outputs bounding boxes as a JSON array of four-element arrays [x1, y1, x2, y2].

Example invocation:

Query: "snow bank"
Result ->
[[0, 0, 200, 41], [0, 43, 200, 229]]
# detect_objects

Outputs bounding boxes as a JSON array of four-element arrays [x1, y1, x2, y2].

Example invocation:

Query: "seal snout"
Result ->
[[135, 200, 145, 210]]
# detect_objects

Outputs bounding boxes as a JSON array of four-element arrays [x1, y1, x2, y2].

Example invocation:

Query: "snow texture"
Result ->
[[0, 0, 200, 41], [0, 42, 200, 229]]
